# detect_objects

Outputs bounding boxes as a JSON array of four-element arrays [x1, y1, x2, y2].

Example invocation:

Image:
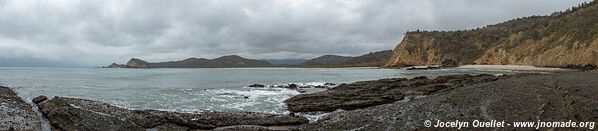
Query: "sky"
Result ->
[[0, 0, 591, 67]]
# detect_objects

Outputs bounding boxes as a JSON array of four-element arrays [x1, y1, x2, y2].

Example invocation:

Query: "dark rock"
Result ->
[[406, 66, 441, 70], [563, 64, 597, 71], [288, 84, 298, 90], [324, 83, 336, 86], [441, 59, 459, 67], [285, 74, 504, 112], [298, 85, 311, 88], [0, 86, 42, 130], [32, 95, 48, 104], [37, 97, 309, 130], [313, 85, 326, 88], [248, 84, 265, 88], [299, 72, 598, 130], [412, 76, 428, 80]]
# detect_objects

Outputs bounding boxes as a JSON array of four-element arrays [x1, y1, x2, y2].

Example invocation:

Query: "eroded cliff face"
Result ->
[[386, 33, 598, 67], [385, 1, 598, 68], [126, 58, 149, 68]]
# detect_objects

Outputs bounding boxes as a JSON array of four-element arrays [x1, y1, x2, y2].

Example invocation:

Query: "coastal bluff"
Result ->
[[385, 1, 598, 68]]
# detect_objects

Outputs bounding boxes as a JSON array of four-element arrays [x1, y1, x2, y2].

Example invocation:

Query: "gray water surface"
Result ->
[[0, 67, 540, 114]]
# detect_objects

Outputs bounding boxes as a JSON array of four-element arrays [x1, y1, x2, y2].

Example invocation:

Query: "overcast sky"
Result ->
[[0, 0, 591, 67]]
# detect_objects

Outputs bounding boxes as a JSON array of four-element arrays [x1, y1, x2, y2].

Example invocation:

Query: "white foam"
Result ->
[[295, 109, 345, 122], [203, 88, 300, 114]]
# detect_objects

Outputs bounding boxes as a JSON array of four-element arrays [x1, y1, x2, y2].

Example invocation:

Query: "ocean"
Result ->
[[0, 67, 545, 115]]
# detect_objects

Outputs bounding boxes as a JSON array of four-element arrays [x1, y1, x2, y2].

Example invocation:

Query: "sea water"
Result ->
[[0, 67, 548, 114]]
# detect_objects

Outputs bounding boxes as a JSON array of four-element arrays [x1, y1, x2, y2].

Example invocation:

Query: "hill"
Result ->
[[301, 55, 353, 66], [385, 1, 598, 68], [301, 50, 393, 67], [344, 50, 393, 67], [260, 59, 308, 65], [114, 55, 273, 68]]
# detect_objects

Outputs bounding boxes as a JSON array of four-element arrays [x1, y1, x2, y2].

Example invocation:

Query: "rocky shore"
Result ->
[[297, 72, 598, 130], [1, 72, 597, 130], [36, 96, 308, 130], [0, 86, 42, 131], [284, 74, 508, 112]]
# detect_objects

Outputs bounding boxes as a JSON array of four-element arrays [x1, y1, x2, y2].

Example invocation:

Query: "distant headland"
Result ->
[[104, 50, 393, 68]]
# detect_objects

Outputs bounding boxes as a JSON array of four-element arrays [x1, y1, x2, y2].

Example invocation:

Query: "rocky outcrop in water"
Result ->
[[385, 1, 598, 68], [36, 96, 308, 130], [0, 86, 41, 131], [300, 72, 598, 130], [284, 74, 505, 112]]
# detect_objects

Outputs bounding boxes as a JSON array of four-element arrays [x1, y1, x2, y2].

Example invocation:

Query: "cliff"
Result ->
[[118, 55, 273, 68], [385, 1, 598, 68], [126, 58, 150, 68]]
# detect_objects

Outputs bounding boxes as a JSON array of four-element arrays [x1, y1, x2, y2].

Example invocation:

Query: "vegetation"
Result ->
[[390, 0, 598, 66], [300, 50, 393, 67]]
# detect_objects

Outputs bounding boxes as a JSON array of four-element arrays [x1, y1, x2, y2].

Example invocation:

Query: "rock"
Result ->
[[248, 84, 265, 88], [299, 72, 598, 130], [0, 86, 42, 131], [288, 84, 298, 90], [126, 58, 150, 68], [412, 76, 428, 80], [565, 64, 597, 71], [313, 85, 326, 88], [32, 95, 48, 104], [324, 83, 336, 86], [581, 64, 597, 71], [405, 66, 441, 70], [298, 85, 311, 88], [441, 59, 459, 67], [285, 74, 504, 112], [37, 97, 308, 130]]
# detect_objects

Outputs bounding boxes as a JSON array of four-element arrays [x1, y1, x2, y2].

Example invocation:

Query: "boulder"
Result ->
[[32, 95, 48, 104], [288, 84, 298, 90]]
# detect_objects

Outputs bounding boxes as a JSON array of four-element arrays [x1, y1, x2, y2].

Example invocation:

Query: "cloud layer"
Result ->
[[0, 0, 590, 67]]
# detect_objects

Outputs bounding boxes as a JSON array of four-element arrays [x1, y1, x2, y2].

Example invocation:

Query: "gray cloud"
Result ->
[[0, 0, 590, 67]]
